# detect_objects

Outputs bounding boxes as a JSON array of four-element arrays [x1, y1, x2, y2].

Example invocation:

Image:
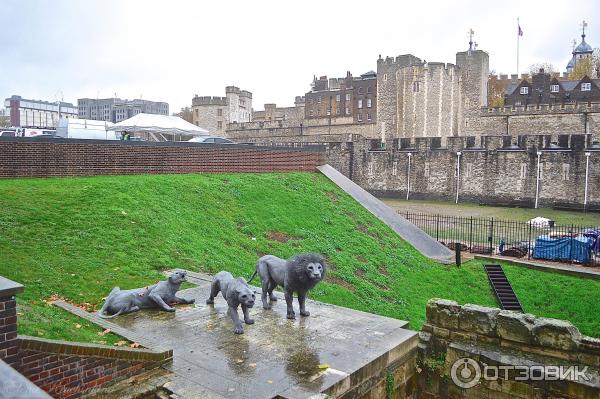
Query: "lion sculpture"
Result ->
[[98, 271, 194, 318], [206, 271, 256, 334], [249, 253, 326, 320]]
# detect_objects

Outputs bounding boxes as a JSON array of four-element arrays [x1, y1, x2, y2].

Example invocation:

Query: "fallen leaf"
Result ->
[[70, 273, 76, 277], [267, 380, 273, 384], [121, 210, 127, 215], [114, 340, 128, 347], [98, 329, 111, 337], [318, 363, 330, 370], [235, 359, 244, 364], [130, 342, 141, 348], [249, 363, 256, 368], [75, 324, 81, 329]]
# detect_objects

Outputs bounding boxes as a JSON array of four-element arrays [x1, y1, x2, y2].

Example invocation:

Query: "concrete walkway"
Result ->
[[318, 164, 454, 264], [57, 272, 417, 399], [475, 255, 600, 280]]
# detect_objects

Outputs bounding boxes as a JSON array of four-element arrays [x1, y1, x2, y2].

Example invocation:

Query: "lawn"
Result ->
[[382, 198, 600, 226], [1, 173, 599, 343]]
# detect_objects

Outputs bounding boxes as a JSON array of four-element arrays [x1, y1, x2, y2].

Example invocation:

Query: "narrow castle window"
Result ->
[[562, 163, 570, 181], [550, 85, 559, 93], [520, 87, 529, 95], [358, 113, 362, 122], [424, 162, 430, 177], [383, 73, 388, 81], [520, 164, 527, 179], [367, 113, 372, 121], [367, 98, 372, 108], [358, 99, 363, 109], [392, 161, 398, 176], [466, 163, 473, 178], [413, 82, 420, 92]]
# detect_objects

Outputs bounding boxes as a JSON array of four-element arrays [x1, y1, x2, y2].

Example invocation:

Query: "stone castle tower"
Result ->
[[376, 42, 489, 143]]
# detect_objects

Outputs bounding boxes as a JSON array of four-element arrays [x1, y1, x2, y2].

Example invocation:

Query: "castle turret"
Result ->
[[456, 43, 489, 134]]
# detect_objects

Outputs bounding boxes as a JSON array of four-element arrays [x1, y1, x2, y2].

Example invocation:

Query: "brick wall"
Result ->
[[0, 296, 19, 367], [14, 337, 171, 399], [0, 278, 22, 367], [0, 277, 171, 399], [0, 137, 324, 179]]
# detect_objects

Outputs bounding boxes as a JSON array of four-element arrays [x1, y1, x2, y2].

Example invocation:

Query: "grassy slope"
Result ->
[[382, 198, 600, 226], [0, 173, 599, 343]]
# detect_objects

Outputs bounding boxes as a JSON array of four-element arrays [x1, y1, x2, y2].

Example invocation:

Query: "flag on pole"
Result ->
[[518, 24, 523, 36]]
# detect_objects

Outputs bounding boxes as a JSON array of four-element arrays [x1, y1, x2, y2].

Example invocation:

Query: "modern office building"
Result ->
[[77, 98, 169, 123], [4, 95, 77, 128]]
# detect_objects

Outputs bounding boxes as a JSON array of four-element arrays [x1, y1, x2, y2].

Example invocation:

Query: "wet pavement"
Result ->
[[103, 273, 416, 398]]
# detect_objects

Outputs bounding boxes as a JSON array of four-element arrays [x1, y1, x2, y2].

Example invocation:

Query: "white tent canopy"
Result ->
[[107, 113, 209, 136]]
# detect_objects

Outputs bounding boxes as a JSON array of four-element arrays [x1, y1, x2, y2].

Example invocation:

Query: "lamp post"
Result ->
[[455, 152, 462, 204], [406, 152, 412, 200], [535, 151, 542, 209]]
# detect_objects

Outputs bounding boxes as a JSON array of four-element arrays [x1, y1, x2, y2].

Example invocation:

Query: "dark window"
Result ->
[[430, 137, 442, 149], [558, 135, 569, 148]]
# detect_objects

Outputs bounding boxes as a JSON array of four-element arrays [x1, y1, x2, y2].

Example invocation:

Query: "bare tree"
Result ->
[[175, 107, 194, 123], [528, 62, 556, 76]]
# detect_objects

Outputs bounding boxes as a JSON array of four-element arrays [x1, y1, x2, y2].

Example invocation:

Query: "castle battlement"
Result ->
[[378, 54, 423, 68], [192, 96, 228, 106], [482, 101, 600, 115], [490, 71, 572, 85]]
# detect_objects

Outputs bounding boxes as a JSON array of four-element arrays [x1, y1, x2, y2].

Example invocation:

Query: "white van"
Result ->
[[56, 119, 117, 140]]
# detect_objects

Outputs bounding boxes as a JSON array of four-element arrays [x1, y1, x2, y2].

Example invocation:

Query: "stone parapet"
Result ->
[[418, 299, 600, 398]]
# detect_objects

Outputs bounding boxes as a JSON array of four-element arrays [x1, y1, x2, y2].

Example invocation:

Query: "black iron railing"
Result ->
[[404, 212, 600, 266]]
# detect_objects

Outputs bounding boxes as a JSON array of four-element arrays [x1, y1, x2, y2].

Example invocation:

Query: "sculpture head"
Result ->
[[306, 262, 324, 280], [235, 279, 256, 308], [169, 271, 188, 285]]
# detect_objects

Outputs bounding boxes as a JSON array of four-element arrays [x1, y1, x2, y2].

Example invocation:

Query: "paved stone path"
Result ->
[[475, 255, 600, 280], [60, 272, 416, 399], [318, 164, 454, 264]]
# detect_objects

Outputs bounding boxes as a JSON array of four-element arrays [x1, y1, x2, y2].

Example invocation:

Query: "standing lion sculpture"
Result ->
[[248, 253, 326, 320], [206, 271, 256, 334], [98, 271, 194, 318]]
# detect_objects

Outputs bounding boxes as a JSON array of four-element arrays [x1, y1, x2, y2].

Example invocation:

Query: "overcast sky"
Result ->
[[1, 0, 598, 113]]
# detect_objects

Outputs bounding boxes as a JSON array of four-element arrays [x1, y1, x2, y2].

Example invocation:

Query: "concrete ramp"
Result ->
[[318, 164, 454, 264]]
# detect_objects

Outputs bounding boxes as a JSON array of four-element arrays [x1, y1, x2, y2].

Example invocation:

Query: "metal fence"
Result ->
[[404, 212, 600, 266]]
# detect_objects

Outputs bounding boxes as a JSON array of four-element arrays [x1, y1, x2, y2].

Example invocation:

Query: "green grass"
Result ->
[[382, 198, 600, 226], [1, 173, 599, 343]]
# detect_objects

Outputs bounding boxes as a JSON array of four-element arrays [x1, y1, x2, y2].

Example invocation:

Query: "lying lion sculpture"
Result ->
[[249, 253, 326, 320], [206, 271, 256, 334], [98, 271, 194, 318]]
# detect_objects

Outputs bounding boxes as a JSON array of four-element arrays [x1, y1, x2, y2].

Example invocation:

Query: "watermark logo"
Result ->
[[450, 358, 481, 388], [450, 358, 591, 389]]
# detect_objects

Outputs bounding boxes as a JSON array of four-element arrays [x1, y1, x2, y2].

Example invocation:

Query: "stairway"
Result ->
[[484, 264, 523, 312]]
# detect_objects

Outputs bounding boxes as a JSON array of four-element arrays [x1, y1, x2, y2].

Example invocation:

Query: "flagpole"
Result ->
[[517, 17, 520, 75]]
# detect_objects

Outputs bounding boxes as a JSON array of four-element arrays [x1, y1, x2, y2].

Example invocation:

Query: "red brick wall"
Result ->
[[13, 337, 172, 399], [0, 138, 324, 178], [0, 295, 18, 367], [16, 349, 146, 399]]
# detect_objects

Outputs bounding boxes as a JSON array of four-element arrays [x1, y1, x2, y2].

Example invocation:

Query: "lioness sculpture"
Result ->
[[249, 253, 326, 320], [206, 271, 256, 334], [98, 271, 194, 318]]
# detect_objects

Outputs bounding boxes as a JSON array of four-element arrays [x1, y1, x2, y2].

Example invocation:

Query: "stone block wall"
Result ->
[[418, 299, 600, 398], [0, 137, 324, 179]]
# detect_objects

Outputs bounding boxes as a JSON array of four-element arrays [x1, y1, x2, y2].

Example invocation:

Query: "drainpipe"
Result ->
[[584, 152, 591, 211], [406, 153, 412, 200], [455, 151, 462, 204], [535, 151, 542, 209]]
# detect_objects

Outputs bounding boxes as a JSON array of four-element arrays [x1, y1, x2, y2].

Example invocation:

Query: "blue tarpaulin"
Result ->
[[533, 235, 593, 264]]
